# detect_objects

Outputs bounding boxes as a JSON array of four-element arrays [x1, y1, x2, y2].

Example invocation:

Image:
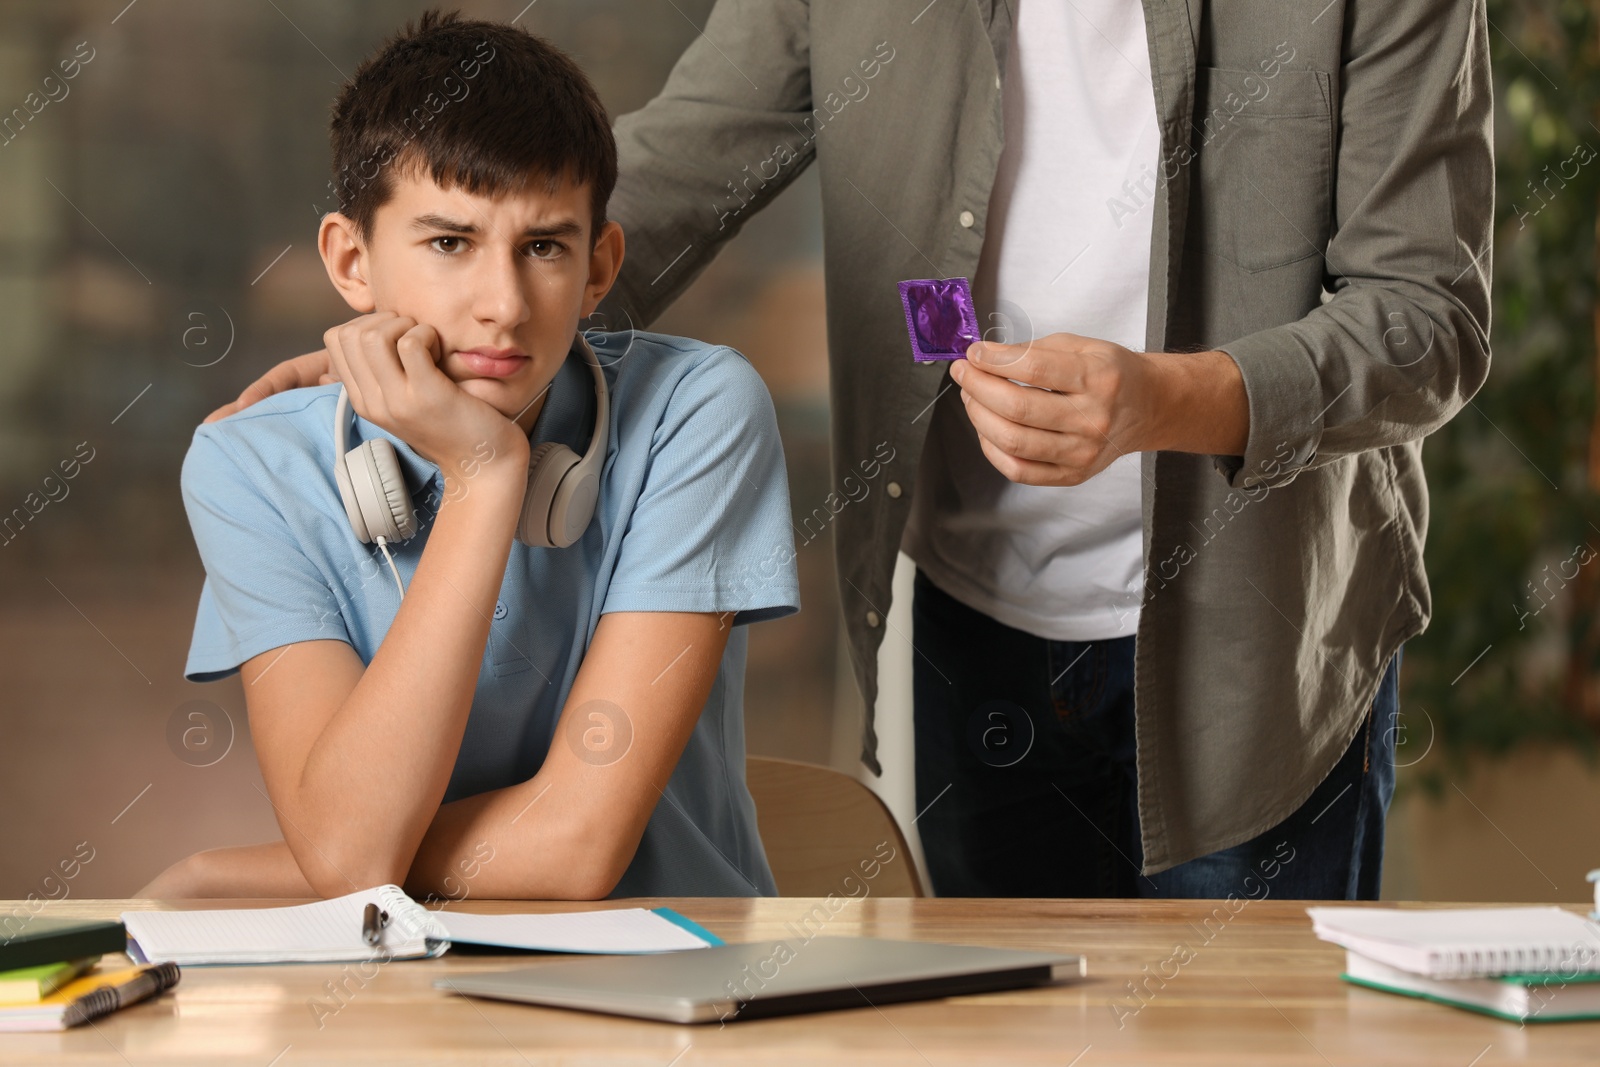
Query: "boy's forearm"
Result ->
[[288, 463, 528, 892], [402, 609, 734, 902], [403, 774, 628, 901]]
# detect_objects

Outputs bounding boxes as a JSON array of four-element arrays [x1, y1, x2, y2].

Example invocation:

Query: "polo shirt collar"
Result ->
[[351, 334, 594, 495]]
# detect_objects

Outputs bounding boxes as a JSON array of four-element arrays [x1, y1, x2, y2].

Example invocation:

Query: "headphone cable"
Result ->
[[374, 535, 405, 601]]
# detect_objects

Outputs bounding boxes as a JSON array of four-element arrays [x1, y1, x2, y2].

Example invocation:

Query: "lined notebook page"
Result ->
[[1308, 906, 1600, 978], [123, 886, 438, 965], [437, 909, 714, 954], [122, 888, 717, 965]]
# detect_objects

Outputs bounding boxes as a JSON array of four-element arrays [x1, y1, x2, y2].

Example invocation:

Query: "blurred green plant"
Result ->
[[1405, 0, 1600, 789]]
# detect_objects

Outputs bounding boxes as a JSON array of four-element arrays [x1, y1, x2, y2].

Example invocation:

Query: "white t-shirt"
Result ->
[[902, 0, 1158, 641]]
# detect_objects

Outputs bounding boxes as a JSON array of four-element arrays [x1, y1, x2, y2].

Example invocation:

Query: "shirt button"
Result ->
[[886, 481, 903, 498], [493, 600, 508, 620], [866, 610, 881, 628], [959, 210, 976, 228]]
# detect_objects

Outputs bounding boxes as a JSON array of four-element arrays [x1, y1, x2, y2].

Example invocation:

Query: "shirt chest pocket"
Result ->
[[1187, 66, 1335, 274], [487, 599, 534, 677]]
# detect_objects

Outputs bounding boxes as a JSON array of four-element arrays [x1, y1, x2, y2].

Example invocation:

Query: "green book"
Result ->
[[0, 918, 125, 974], [0, 958, 99, 1005], [1344, 951, 1600, 1022]]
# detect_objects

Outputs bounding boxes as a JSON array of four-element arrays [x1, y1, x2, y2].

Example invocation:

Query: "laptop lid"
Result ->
[[436, 936, 1086, 1024]]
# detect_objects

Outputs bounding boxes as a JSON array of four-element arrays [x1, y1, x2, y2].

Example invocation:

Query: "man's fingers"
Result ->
[[202, 399, 241, 424], [972, 432, 1064, 487], [967, 340, 1033, 374], [962, 389, 1063, 464], [961, 383, 1120, 479], [956, 361, 1057, 431], [968, 332, 1094, 390], [203, 352, 323, 423]]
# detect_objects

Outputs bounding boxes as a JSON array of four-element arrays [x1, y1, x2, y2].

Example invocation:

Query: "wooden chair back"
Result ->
[[746, 755, 925, 897]]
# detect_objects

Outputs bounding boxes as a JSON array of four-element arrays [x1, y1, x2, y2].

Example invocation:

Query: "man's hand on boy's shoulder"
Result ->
[[325, 311, 530, 478], [203, 349, 336, 423]]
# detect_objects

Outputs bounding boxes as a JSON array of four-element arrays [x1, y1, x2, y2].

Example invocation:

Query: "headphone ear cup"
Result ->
[[519, 441, 580, 548], [551, 466, 600, 547], [334, 454, 371, 543], [345, 439, 416, 543]]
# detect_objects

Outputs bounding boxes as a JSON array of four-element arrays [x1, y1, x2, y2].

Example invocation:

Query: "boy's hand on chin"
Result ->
[[325, 311, 530, 481]]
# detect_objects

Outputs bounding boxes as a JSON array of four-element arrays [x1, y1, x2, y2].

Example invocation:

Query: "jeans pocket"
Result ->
[[1049, 642, 1107, 723]]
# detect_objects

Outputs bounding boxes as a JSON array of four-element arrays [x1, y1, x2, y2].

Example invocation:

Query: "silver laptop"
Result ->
[[435, 936, 1085, 1024]]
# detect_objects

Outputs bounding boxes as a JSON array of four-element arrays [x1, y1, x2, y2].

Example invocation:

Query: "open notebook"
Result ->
[[123, 885, 721, 966]]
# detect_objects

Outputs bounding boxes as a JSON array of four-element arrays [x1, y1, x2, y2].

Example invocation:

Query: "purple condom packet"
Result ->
[[898, 277, 980, 362]]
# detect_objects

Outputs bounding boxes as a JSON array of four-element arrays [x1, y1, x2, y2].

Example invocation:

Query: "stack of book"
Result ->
[[0, 916, 179, 1031], [1309, 905, 1600, 1023]]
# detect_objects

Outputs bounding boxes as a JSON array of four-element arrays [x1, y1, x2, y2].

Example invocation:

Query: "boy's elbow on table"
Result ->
[[297, 842, 412, 901]]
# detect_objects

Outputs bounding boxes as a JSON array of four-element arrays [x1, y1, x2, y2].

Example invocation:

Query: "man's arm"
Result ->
[[948, 0, 1490, 489], [602, 0, 815, 326], [1211, 0, 1493, 489]]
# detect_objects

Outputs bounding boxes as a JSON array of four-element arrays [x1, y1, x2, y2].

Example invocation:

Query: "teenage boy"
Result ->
[[139, 11, 798, 900]]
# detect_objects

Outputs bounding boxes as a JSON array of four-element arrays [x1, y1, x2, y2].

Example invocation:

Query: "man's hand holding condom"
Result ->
[[898, 276, 1249, 487], [951, 333, 1250, 487], [951, 334, 1168, 487]]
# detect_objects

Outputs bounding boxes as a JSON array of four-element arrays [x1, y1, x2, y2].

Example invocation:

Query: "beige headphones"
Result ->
[[333, 336, 609, 597]]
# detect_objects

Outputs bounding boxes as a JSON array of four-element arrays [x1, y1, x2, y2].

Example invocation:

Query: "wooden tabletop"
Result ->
[[2, 896, 1595, 1065]]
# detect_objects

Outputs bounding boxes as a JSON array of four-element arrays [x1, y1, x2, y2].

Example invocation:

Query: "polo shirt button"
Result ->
[[886, 481, 902, 498], [959, 210, 975, 228], [493, 600, 508, 620], [866, 610, 881, 628]]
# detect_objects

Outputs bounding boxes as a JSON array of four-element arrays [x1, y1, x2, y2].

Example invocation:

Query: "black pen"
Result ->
[[59, 962, 182, 1029], [361, 903, 389, 947]]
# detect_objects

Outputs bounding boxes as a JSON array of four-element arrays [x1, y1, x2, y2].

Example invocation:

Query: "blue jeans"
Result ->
[[911, 568, 1399, 899]]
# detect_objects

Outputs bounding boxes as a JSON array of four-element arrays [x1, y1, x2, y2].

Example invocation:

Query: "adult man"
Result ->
[[220, 0, 1492, 898]]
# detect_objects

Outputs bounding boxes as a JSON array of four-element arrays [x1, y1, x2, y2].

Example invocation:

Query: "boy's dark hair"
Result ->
[[328, 9, 616, 242]]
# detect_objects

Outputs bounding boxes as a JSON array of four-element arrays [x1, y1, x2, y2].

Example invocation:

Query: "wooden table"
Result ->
[[3, 897, 1595, 1065]]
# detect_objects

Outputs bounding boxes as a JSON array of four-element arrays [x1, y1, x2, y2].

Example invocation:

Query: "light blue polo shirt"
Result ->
[[181, 330, 800, 897]]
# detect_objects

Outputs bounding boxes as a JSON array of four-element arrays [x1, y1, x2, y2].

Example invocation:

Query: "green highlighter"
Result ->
[[0, 958, 100, 1004]]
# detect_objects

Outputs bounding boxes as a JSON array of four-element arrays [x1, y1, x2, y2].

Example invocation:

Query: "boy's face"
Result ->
[[319, 166, 623, 434]]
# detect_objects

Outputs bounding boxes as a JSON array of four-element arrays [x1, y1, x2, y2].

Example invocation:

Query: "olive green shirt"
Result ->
[[602, 0, 1493, 872]]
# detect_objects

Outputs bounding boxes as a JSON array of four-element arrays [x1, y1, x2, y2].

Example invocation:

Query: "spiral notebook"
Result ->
[[1308, 906, 1600, 979], [122, 885, 720, 966]]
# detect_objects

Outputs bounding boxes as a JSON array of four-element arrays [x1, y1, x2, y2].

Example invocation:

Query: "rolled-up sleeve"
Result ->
[[1214, 0, 1493, 490]]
